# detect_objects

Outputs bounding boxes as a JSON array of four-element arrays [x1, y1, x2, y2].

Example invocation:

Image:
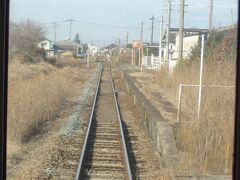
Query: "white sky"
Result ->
[[10, 0, 238, 46]]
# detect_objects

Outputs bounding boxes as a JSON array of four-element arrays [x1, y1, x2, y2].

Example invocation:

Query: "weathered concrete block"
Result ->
[[118, 65, 179, 170], [117, 64, 230, 178], [156, 121, 179, 169]]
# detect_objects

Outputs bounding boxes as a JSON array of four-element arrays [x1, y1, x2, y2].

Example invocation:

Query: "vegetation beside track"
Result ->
[[153, 27, 236, 174]]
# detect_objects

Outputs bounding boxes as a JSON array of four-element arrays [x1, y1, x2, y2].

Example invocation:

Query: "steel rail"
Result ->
[[109, 62, 133, 180], [75, 66, 103, 180]]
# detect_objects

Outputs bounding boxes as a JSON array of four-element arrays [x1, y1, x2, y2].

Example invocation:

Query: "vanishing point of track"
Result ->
[[75, 62, 132, 179]]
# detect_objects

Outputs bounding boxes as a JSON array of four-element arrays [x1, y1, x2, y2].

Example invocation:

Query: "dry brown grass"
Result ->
[[54, 54, 96, 68], [153, 60, 235, 175], [7, 54, 93, 165], [8, 60, 54, 81], [8, 71, 72, 143], [7, 67, 75, 167]]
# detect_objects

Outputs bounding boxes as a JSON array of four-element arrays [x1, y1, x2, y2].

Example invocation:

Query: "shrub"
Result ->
[[9, 19, 46, 61]]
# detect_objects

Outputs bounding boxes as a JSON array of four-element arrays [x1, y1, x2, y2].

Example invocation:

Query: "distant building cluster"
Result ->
[[162, 28, 208, 60], [37, 39, 99, 59], [124, 27, 209, 70]]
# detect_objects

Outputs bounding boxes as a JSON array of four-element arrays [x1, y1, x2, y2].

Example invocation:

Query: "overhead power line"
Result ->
[[73, 23, 139, 32], [74, 20, 139, 30], [42, 19, 139, 30]]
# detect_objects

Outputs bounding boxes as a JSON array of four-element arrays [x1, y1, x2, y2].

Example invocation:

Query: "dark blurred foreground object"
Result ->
[[233, 1, 240, 179], [0, 0, 9, 179]]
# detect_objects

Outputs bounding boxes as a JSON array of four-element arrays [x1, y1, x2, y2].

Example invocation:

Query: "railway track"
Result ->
[[75, 62, 132, 179]]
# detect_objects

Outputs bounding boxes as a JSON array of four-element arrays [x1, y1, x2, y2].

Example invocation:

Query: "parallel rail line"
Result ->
[[75, 62, 132, 179]]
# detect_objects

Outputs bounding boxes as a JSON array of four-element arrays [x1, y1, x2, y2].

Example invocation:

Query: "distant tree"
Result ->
[[74, 33, 80, 44], [188, 28, 237, 62], [9, 19, 45, 52]]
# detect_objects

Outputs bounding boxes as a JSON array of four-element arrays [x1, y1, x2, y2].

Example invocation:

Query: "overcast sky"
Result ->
[[10, 0, 238, 46]]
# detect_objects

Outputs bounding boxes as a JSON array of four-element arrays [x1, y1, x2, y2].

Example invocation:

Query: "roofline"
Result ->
[[41, 38, 54, 42], [183, 32, 207, 38], [170, 27, 209, 33]]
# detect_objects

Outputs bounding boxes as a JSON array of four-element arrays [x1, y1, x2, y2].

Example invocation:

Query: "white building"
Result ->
[[171, 33, 200, 59], [88, 45, 98, 56], [141, 28, 208, 71], [163, 28, 208, 61], [37, 39, 55, 58]]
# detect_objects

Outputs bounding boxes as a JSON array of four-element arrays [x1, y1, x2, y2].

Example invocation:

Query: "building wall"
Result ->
[[171, 34, 199, 59], [183, 35, 199, 52], [37, 40, 54, 50], [88, 45, 98, 55], [46, 50, 55, 58]]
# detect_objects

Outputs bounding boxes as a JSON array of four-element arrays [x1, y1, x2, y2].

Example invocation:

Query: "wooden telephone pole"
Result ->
[[126, 31, 129, 46], [65, 19, 75, 41], [166, 0, 172, 62], [140, 21, 143, 42], [178, 0, 185, 61], [54, 22, 57, 43], [150, 16, 155, 45], [159, 16, 164, 63], [209, 0, 213, 32]]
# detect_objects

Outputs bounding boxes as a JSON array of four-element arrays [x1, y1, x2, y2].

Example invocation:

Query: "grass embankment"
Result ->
[[153, 28, 236, 174], [7, 53, 89, 165]]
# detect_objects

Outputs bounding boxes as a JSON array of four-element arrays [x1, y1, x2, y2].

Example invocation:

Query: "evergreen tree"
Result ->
[[74, 33, 80, 44]]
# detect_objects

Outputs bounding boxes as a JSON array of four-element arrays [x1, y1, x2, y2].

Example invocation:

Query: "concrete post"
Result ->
[[197, 34, 205, 118]]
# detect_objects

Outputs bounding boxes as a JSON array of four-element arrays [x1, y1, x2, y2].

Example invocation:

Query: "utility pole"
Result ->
[[166, 0, 172, 62], [87, 53, 89, 69], [53, 22, 57, 43], [118, 38, 121, 62], [179, 0, 185, 61], [119, 38, 121, 53], [159, 16, 164, 64], [126, 31, 129, 46], [150, 16, 155, 45], [140, 21, 143, 42], [98, 40, 100, 52], [70, 20, 73, 41], [231, 8, 234, 25], [209, 0, 213, 32], [65, 19, 74, 41]]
